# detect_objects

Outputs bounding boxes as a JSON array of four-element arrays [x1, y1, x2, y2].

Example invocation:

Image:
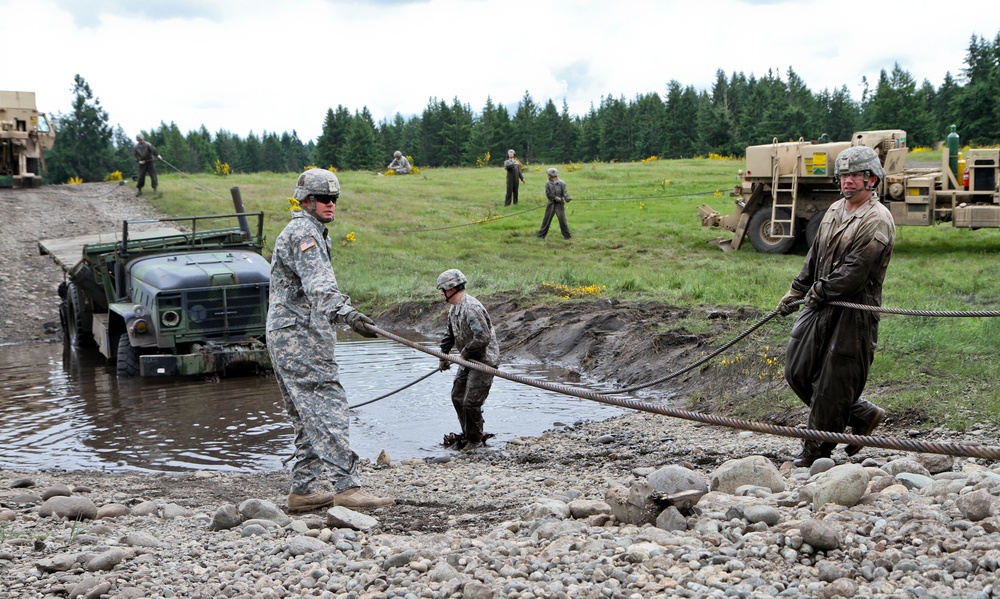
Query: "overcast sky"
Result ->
[[5, 0, 1000, 144]]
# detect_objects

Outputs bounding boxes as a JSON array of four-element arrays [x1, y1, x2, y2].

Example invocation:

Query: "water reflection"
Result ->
[[0, 336, 626, 473]]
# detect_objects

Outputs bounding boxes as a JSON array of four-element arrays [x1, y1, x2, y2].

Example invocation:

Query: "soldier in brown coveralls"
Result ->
[[267, 168, 394, 512], [503, 149, 526, 206], [777, 146, 894, 467], [132, 133, 161, 197]]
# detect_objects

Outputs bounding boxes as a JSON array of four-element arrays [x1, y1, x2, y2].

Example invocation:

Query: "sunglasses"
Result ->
[[312, 195, 338, 204]]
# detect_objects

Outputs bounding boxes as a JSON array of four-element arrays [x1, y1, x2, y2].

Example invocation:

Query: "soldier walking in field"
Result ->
[[503, 149, 526, 206], [537, 168, 572, 239]]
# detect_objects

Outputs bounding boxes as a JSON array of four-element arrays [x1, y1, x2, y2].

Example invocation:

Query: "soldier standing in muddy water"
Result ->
[[776, 145, 894, 468], [267, 168, 394, 512], [436, 269, 500, 450], [503, 149, 525, 206], [132, 133, 161, 197]]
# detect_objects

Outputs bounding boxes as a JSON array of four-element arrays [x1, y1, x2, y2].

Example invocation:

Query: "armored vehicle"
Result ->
[[699, 129, 1000, 253], [0, 91, 56, 188], [40, 191, 272, 377]]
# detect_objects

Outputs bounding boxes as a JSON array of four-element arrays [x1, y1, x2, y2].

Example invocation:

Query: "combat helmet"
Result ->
[[436, 269, 468, 291], [834, 146, 885, 185], [293, 168, 341, 201]]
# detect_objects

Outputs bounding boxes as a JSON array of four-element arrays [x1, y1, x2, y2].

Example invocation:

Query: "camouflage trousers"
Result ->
[[137, 161, 158, 190], [450, 366, 495, 444], [268, 325, 360, 495]]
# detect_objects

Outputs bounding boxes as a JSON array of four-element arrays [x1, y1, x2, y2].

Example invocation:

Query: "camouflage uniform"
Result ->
[[538, 177, 571, 239], [504, 158, 525, 205], [267, 209, 364, 495], [441, 293, 500, 444], [388, 155, 411, 174], [784, 193, 895, 461], [132, 139, 160, 193]]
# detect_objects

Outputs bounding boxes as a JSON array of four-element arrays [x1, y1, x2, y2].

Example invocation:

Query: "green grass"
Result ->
[[148, 157, 1000, 430]]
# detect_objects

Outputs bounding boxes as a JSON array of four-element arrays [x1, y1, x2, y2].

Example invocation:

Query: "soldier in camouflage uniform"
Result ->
[[436, 269, 500, 449], [132, 133, 162, 197], [387, 150, 411, 174], [268, 168, 394, 512]]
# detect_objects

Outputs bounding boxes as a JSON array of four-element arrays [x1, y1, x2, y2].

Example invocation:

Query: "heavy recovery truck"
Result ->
[[698, 129, 1000, 253], [0, 91, 56, 188], [39, 191, 272, 378]]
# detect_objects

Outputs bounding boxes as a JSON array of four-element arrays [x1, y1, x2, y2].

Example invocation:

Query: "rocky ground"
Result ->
[[2, 183, 1000, 598]]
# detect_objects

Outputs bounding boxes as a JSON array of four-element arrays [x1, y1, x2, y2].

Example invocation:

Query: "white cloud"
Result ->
[[4, 0, 998, 142]]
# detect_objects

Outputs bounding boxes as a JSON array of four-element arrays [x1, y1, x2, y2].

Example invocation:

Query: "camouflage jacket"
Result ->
[[267, 210, 357, 333], [441, 294, 500, 367], [504, 159, 525, 182]]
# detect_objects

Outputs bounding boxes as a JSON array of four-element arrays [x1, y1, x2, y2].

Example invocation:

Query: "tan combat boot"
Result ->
[[287, 492, 337, 513], [333, 487, 394, 509]]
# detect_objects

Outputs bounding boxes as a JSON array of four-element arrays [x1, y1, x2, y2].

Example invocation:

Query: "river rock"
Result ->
[[710, 455, 784, 494], [38, 495, 98, 520]]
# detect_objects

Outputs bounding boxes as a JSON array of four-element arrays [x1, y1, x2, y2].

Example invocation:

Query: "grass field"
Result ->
[[149, 156, 1000, 430]]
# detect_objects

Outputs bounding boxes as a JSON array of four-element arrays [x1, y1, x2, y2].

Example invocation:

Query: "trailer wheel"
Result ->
[[116, 333, 141, 378], [65, 282, 96, 348], [747, 208, 796, 254], [805, 210, 826, 249]]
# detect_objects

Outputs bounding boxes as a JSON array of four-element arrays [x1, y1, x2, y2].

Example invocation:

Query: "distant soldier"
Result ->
[[132, 133, 161, 197], [268, 168, 394, 512], [503, 149, 526, 206], [436, 269, 500, 450], [537, 167, 572, 239], [387, 151, 411, 174]]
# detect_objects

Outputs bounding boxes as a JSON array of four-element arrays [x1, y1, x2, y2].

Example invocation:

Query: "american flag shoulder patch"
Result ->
[[299, 237, 317, 252]]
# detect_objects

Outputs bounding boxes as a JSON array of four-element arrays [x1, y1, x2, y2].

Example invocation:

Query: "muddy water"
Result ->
[[0, 335, 624, 473]]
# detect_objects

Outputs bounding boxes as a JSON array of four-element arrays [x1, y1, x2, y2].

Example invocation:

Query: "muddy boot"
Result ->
[[135, 188, 142, 197], [287, 492, 337, 513], [792, 440, 828, 468], [153, 187, 160, 198], [334, 487, 394, 509], [845, 401, 886, 456], [463, 406, 485, 445]]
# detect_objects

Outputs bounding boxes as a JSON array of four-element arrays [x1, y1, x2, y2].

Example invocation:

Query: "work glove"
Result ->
[[804, 290, 823, 311], [776, 289, 805, 315], [438, 358, 451, 372], [344, 310, 377, 338]]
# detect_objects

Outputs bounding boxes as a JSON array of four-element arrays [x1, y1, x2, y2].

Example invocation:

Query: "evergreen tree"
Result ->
[[260, 132, 287, 173], [865, 64, 935, 147], [342, 108, 381, 170], [440, 97, 473, 167], [315, 106, 351, 169], [186, 126, 218, 173], [631, 92, 665, 159], [45, 74, 115, 183], [241, 132, 263, 173], [280, 131, 310, 173], [213, 130, 241, 173], [512, 91, 539, 162]]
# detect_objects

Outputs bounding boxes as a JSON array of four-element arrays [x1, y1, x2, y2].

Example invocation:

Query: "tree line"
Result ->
[[44, 31, 1000, 184]]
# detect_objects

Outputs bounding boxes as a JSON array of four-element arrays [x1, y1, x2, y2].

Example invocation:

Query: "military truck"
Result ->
[[0, 91, 56, 188], [698, 129, 1000, 253], [40, 191, 272, 378]]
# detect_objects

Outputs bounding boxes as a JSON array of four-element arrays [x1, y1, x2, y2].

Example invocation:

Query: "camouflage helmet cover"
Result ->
[[834, 146, 885, 181], [136, 133, 144, 141], [547, 168, 558, 177], [293, 168, 341, 201], [436, 269, 468, 291], [394, 150, 402, 157]]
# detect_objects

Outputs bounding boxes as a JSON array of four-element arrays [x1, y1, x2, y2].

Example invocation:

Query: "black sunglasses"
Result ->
[[312, 194, 338, 204]]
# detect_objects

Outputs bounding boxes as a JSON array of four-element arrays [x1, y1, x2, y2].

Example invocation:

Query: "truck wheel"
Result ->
[[66, 282, 96, 348], [747, 208, 797, 254], [116, 333, 141, 378], [805, 210, 826, 249]]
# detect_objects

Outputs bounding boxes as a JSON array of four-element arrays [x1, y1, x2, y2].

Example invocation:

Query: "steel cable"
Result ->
[[348, 368, 439, 409], [361, 298, 1000, 460]]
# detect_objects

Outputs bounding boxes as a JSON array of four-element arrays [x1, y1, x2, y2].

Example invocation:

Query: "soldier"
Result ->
[[537, 167, 572, 239], [503, 149, 525, 206], [132, 133, 161, 197], [387, 151, 411, 174], [268, 168, 393, 512], [436, 269, 500, 449], [777, 146, 895, 467]]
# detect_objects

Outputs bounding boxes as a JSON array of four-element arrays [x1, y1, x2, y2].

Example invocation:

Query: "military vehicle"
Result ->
[[0, 91, 56, 188], [39, 190, 272, 377], [698, 129, 1000, 253]]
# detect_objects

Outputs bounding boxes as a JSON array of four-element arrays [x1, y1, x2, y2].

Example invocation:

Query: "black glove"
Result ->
[[345, 310, 377, 338], [777, 289, 805, 315], [438, 358, 451, 372]]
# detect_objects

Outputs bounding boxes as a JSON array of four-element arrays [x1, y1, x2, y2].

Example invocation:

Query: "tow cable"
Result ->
[[358, 301, 1000, 461]]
